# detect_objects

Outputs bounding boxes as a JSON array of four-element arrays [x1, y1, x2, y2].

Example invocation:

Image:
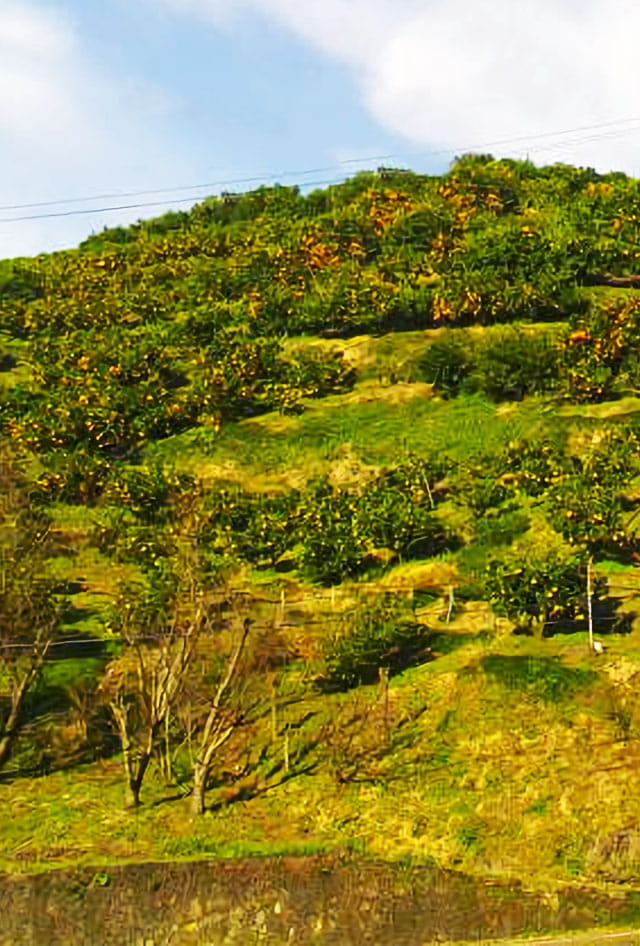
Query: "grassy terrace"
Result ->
[[5, 159, 640, 898], [1, 323, 640, 891]]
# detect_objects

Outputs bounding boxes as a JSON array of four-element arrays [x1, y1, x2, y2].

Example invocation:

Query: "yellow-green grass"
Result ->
[[147, 391, 553, 491], [3, 627, 640, 892], [8, 318, 640, 890], [284, 321, 568, 384]]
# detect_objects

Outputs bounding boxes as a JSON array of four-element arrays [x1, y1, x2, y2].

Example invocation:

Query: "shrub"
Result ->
[[298, 483, 369, 585], [484, 545, 606, 636], [322, 595, 433, 690], [467, 324, 563, 400], [420, 325, 563, 400], [361, 456, 452, 559], [33, 450, 113, 505], [546, 476, 630, 556], [559, 296, 640, 402], [419, 333, 473, 396]]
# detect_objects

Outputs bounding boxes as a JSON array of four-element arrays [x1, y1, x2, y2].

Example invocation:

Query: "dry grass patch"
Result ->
[[377, 558, 459, 592]]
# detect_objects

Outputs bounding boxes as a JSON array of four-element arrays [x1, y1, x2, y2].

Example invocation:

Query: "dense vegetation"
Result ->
[[5, 155, 640, 882]]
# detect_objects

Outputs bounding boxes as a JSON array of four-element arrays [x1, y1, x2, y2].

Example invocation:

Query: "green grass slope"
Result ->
[[4, 157, 640, 891]]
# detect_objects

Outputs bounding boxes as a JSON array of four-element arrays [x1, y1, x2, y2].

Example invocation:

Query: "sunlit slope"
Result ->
[[4, 157, 640, 888]]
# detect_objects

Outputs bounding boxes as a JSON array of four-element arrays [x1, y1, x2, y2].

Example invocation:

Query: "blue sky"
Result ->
[[2, 0, 640, 258]]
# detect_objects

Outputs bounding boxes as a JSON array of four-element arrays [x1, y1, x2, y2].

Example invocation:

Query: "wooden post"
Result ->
[[268, 672, 277, 742], [445, 586, 455, 623], [163, 711, 171, 783], [283, 725, 290, 774], [587, 556, 594, 653], [379, 667, 389, 741]]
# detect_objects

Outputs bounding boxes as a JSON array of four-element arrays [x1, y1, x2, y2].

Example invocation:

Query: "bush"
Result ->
[[484, 545, 606, 635], [419, 333, 473, 396], [559, 296, 640, 402], [467, 324, 562, 400], [322, 595, 433, 690], [361, 456, 452, 559], [33, 450, 113, 505], [298, 483, 369, 585], [420, 325, 564, 401], [475, 509, 530, 549]]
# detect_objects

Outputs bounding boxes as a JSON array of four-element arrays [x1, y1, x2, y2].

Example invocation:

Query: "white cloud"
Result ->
[[7, 0, 640, 258], [161, 0, 640, 175], [0, 0, 191, 258]]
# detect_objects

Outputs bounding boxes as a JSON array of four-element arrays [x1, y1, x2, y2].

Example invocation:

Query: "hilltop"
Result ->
[[3, 156, 640, 890]]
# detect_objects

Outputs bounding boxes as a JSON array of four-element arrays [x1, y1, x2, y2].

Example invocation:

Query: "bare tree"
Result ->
[[190, 615, 253, 816], [99, 597, 204, 808], [0, 446, 60, 772]]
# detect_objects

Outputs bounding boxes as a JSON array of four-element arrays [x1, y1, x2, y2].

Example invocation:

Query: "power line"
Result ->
[[3, 114, 640, 223], [0, 176, 347, 224]]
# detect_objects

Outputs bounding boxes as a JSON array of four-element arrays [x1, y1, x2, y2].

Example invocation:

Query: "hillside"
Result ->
[[4, 155, 640, 893]]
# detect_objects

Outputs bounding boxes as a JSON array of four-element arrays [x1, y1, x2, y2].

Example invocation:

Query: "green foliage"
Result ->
[[545, 427, 638, 554], [34, 450, 113, 505], [5, 157, 640, 474], [298, 460, 452, 584], [322, 595, 433, 690], [91, 505, 171, 572], [419, 333, 472, 397], [104, 464, 197, 523], [105, 565, 180, 635], [547, 475, 628, 555], [0, 445, 65, 771], [297, 482, 370, 585], [467, 324, 563, 401], [482, 655, 597, 702], [198, 455, 452, 585], [560, 296, 640, 401], [474, 509, 530, 549], [421, 325, 564, 401], [202, 487, 302, 568], [484, 545, 605, 634], [358, 456, 450, 558]]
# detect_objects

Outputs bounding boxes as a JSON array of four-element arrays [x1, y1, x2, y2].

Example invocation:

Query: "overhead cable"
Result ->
[[0, 177, 346, 224], [3, 114, 640, 223]]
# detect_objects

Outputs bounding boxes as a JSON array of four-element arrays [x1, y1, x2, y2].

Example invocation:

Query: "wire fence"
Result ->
[[2, 571, 639, 652]]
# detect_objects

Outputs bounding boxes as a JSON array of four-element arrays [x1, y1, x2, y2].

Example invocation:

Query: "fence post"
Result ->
[[446, 586, 455, 623], [587, 556, 594, 653]]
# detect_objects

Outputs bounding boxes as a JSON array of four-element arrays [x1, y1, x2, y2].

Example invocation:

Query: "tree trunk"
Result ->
[[161, 712, 172, 784], [114, 708, 141, 809], [583, 272, 640, 288], [0, 732, 13, 773], [120, 739, 138, 808], [189, 618, 251, 816], [129, 750, 152, 808], [0, 668, 37, 773], [190, 764, 208, 816]]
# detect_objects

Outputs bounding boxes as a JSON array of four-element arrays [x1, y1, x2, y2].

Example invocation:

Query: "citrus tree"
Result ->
[[484, 545, 605, 636]]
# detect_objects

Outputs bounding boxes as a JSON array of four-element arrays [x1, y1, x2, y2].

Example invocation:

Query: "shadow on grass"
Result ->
[[481, 654, 598, 702], [429, 631, 491, 656], [205, 760, 319, 815], [541, 595, 635, 638], [152, 720, 322, 810]]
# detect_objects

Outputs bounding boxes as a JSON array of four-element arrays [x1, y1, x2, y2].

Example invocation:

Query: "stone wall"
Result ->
[[1, 855, 638, 946]]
